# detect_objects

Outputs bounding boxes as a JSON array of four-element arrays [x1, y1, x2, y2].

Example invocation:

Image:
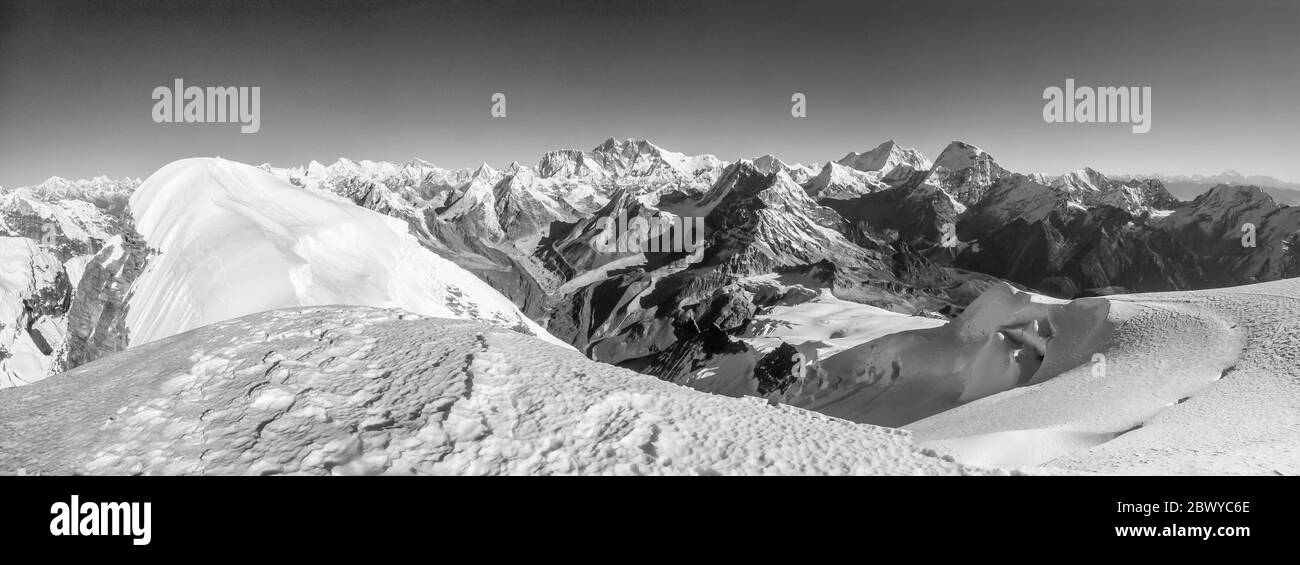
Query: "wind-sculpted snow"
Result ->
[[1038, 279, 1300, 474], [792, 278, 1300, 475], [0, 306, 992, 476], [125, 158, 562, 347]]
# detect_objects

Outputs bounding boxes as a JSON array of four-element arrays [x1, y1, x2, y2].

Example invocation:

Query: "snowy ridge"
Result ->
[[125, 158, 563, 347]]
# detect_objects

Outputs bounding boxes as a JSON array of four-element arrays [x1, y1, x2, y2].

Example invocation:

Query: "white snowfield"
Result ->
[[740, 278, 947, 362], [0, 306, 994, 476], [126, 158, 563, 347], [859, 280, 1300, 475]]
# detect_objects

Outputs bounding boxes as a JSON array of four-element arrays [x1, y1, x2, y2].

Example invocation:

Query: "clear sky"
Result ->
[[1, 0, 1298, 187]]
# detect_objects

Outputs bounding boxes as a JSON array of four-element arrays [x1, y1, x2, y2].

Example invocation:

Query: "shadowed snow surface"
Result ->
[[0, 306, 994, 476]]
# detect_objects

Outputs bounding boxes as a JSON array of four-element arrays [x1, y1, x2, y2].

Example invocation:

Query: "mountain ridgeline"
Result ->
[[2, 138, 1298, 398]]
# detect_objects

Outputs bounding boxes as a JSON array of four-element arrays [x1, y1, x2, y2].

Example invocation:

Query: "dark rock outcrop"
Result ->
[[64, 228, 151, 368]]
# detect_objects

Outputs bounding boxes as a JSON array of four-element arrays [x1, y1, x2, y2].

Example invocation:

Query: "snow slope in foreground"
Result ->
[[0, 306, 994, 476], [895, 280, 1300, 475], [126, 158, 561, 347]]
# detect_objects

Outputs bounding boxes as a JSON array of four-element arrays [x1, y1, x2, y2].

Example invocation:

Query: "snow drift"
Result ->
[[907, 279, 1300, 475], [125, 158, 562, 347], [0, 306, 992, 476], [780, 278, 1297, 475]]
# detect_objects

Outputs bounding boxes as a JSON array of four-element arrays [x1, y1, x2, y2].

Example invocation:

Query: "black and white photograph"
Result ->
[[0, 0, 1293, 551]]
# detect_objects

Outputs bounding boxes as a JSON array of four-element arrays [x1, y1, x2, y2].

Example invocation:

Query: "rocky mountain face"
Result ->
[[952, 173, 1294, 297], [956, 205, 1214, 297], [800, 149, 1245, 300], [1156, 185, 1300, 285], [824, 181, 962, 247], [540, 160, 1004, 386], [926, 141, 1011, 206], [0, 237, 72, 387], [805, 140, 931, 200], [1050, 167, 1180, 214], [64, 229, 151, 368], [751, 154, 819, 184]]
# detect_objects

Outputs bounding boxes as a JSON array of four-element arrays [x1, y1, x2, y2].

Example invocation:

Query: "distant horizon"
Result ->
[[3, 0, 1298, 188], [5, 135, 1300, 189]]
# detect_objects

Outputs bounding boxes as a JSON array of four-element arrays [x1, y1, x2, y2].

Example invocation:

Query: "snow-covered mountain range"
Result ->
[[1116, 170, 1300, 205], [3, 137, 1299, 475]]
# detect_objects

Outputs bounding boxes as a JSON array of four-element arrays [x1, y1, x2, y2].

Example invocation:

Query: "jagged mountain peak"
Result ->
[[932, 140, 993, 170], [926, 141, 1010, 206], [536, 148, 609, 179], [751, 154, 788, 173], [586, 137, 725, 181], [760, 169, 817, 206], [691, 162, 880, 275], [836, 140, 932, 174], [747, 155, 819, 185]]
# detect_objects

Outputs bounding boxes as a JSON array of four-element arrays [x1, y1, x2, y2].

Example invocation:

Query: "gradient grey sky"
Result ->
[[2, 0, 1298, 187]]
